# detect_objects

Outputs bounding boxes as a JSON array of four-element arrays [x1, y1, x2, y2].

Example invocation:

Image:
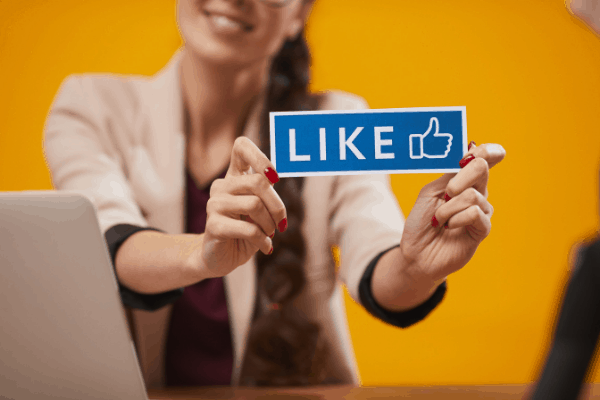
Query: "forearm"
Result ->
[[371, 247, 445, 312], [115, 230, 209, 294]]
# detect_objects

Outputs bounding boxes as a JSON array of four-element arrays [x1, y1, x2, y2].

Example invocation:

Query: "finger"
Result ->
[[445, 205, 492, 240], [244, 215, 273, 237], [226, 136, 279, 185], [418, 172, 456, 198], [207, 194, 276, 238], [205, 214, 273, 255], [446, 157, 489, 197], [466, 143, 506, 169], [435, 187, 494, 226], [569, 0, 600, 37], [211, 174, 287, 232]]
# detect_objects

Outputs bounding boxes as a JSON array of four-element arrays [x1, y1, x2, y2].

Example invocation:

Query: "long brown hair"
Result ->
[[239, 31, 328, 386]]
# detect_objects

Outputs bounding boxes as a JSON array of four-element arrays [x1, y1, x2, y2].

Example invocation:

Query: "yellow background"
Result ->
[[1, 0, 600, 386]]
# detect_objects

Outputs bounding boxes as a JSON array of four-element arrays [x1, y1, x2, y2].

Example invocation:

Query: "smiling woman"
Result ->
[[178, 0, 310, 66], [39, 0, 506, 388], [3, 0, 600, 390]]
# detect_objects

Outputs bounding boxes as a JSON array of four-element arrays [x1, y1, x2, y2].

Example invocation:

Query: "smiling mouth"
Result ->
[[203, 10, 254, 32]]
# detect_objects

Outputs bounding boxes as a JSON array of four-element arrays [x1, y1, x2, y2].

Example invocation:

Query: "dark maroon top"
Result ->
[[164, 169, 233, 386]]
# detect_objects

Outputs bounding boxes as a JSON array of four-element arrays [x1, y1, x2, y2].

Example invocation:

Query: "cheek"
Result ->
[[177, 0, 205, 44], [258, 23, 290, 58], [254, 10, 298, 57]]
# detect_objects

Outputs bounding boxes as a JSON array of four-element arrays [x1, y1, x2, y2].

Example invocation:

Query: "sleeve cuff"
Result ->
[[358, 245, 447, 328], [105, 223, 184, 311]]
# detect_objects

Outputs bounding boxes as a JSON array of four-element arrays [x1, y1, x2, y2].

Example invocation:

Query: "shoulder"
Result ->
[[53, 73, 149, 117], [314, 90, 369, 111], [54, 51, 182, 109], [50, 53, 181, 133]]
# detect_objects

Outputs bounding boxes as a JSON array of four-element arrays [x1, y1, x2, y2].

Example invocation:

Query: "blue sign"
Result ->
[[270, 106, 467, 177]]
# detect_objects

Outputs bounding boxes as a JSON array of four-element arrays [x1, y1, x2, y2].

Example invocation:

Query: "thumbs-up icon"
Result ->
[[409, 117, 453, 159]]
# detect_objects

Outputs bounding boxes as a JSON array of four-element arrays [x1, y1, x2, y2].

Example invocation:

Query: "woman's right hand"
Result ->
[[199, 137, 287, 278]]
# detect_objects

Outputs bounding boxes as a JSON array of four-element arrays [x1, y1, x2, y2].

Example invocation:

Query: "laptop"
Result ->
[[0, 191, 148, 400]]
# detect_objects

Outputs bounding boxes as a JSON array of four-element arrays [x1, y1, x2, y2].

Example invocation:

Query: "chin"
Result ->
[[185, 40, 255, 68]]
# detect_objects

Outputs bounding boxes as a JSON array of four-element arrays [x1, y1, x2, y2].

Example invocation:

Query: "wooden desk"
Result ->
[[149, 383, 600, 399]]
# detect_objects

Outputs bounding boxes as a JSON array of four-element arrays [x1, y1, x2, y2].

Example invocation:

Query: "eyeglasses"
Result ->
[[260, 0, 296, 7]]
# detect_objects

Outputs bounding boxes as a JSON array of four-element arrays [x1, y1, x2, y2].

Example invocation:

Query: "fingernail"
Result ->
[[468, 141, 476, 151], [268, 247, 273, 255], [265, 167, 279, 184], [459, 154, 475, 168], [278, 218, 287, 233], [269, 232, 274, 239], [444, 193, 451, 202], [431, 215, 440, 228]]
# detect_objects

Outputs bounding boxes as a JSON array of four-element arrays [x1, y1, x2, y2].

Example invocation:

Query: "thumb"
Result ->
[[422, 117, 439, 139]]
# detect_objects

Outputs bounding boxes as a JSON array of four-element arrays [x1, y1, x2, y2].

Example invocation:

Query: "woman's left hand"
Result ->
[[398, 142, 506, 282]]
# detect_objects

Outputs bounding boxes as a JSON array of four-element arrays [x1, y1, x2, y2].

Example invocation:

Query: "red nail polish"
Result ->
[[268, 247, 273, 255], [459, 154, 475, 168], [468, 141, 476, 151], [431, 215, 440, 228], [265, 167, 279, 184], [269, 232, 274, 239], [278, 218, 287, 233], [444, 193, 451, 202]]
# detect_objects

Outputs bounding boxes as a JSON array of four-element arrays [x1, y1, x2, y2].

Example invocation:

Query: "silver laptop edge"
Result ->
[[0, 191, 148, 400]]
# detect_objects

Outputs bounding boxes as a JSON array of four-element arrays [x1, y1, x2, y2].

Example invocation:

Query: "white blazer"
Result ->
[[43, 53, 405, 388]]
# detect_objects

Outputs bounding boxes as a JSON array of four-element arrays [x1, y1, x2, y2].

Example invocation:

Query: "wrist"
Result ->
[[185, 233, 216, 282], [399, 241, 446, 287], [372, 247, 444, 312]]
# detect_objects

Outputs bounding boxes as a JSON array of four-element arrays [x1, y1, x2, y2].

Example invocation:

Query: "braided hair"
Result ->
[[239, 31, 329, 386]]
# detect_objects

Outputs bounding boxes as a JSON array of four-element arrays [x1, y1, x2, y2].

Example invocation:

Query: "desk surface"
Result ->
[[149, 383, 600, 399]]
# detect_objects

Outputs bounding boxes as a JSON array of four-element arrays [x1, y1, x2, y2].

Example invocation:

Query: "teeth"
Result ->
[[212, 15, 244, 30]]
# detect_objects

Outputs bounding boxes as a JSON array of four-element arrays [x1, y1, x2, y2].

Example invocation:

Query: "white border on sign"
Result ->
[[278, 168, 461, 178], [269, 111, 277, 169], [462, 107, 468, 158], [270, 106, 467, 175]]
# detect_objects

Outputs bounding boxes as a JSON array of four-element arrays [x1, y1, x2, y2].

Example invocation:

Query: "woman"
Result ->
[[44, 0, 505, 388]]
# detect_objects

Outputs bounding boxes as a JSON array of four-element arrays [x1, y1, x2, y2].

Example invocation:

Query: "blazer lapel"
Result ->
[[144, 52, 186, 235]]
